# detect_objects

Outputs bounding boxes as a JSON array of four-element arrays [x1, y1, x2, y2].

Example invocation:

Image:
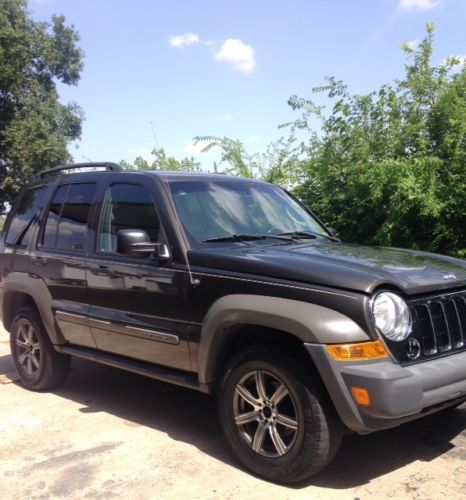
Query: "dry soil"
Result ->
[[0, 327, 465, 499]]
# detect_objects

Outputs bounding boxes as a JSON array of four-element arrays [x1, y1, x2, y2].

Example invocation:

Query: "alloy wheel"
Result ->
[[233, 369, 299, 457], [15, 318, 41, 376]]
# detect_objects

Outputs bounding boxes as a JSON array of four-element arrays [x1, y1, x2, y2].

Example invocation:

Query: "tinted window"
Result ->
[[42, 185, 68, 248], [98, 184, 160, 253], [5, 187, 47, 246], [169, 180, 328, 245], [42, 183, 96, 251]]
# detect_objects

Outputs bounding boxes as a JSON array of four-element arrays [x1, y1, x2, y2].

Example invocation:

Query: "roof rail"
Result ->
[[34, 162, 123, 180]]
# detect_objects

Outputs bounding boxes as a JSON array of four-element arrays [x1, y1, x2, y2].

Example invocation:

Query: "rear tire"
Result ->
[[10, 306, 70, 391], [218, 347, 343, 484]]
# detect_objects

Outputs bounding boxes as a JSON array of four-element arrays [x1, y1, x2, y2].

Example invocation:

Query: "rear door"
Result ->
[[85, 179, 191, 371], [34, 181, 97, 348]]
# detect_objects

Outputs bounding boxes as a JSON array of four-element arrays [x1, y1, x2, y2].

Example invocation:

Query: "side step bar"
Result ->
[[57, 345, 207, 393]]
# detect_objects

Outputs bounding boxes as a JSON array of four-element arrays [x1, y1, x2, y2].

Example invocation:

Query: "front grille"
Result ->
[[389, 289, 466, 364]]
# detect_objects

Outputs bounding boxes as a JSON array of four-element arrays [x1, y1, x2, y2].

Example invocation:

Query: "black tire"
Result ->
[[10, 306, 70, 391], [218, 347, 343, 484]]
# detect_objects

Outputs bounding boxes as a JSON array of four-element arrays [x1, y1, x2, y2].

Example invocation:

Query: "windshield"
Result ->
[[169, 179, 329, 245]]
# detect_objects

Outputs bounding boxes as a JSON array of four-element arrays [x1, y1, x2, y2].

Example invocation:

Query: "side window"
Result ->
[[5, 186, 47, 247], [42, 185, 68, 248], [98, 184, 160, 254], [42, 183, 96, 251]]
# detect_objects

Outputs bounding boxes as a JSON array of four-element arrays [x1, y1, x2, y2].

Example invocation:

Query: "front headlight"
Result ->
[[370, 292, 412, 341]]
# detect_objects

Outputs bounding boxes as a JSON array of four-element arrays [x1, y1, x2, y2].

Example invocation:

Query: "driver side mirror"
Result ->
[[116, 229, 171, 261]]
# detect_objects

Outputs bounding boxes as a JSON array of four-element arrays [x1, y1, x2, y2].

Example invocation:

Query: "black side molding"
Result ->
[[56, 344, 208, 393]]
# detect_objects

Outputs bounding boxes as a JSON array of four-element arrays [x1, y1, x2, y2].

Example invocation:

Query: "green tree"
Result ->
[[194, 136, 256, 178], [0, 0, 84, 210], [195, 25, 464, 257], [290, 24, 465, 257], [194, 135, 304, 189], [120, 147, 201, 172]]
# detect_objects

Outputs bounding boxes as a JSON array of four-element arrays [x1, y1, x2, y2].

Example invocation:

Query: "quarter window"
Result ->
[[42, 183, 96, 251], [5, 186, 47, 247], [98, 184, 160, 254]]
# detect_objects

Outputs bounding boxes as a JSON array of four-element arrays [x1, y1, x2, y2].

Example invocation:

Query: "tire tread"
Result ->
[[10, 306, 70, 391], [218, 346, 343, 484]]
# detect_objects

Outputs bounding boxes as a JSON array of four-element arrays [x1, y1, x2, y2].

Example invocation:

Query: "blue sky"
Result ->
[[30, 0, 466, 170]]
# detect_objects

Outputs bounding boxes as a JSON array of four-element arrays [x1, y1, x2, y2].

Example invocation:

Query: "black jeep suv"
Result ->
[[1, 162, 465, 483]]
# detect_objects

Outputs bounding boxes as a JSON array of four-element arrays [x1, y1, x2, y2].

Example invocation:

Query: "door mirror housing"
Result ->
[[116, 229, 170, 261]]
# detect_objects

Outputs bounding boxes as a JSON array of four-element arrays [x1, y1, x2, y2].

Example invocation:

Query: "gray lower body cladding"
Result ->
[[305, 344, 466, 433]]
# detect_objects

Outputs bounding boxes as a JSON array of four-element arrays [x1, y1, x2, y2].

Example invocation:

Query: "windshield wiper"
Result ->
[[278, 230, 339, 242], [203, 233, 294, 243], [203, 234, 267, 243]]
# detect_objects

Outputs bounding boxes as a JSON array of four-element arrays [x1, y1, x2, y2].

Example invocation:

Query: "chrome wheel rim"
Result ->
[[233, 369, 299, 457], [15, 319, 41, 376]]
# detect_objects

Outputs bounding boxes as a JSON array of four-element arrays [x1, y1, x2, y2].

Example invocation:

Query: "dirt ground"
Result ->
[[0, 327, 465, 500]]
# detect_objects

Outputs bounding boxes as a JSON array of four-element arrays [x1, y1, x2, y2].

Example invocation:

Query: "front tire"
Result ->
[[10, 307, 70, 391], [218, 347, 343, 484]]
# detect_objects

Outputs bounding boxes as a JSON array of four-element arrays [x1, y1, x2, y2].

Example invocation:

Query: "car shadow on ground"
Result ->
[[0, 350, 15, 379], [1, 353, 465, 489]]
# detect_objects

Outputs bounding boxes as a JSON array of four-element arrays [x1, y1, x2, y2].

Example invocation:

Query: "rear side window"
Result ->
[[42, 183, 96, 251], [5, 187, 47, 247]]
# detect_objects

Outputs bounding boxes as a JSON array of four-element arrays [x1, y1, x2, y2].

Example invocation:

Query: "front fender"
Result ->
[[198, 294, 370, 385]]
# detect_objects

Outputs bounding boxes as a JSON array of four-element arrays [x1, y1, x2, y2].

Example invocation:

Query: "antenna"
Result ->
[[150, 121, 160, 150]]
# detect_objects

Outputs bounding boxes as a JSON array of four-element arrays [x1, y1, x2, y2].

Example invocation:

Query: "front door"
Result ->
[[86, 181, 191, 371]]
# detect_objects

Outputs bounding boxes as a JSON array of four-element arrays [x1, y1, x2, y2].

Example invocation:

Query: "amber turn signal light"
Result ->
[[351, 386, 371, 407], [326, 340, 388, 361]]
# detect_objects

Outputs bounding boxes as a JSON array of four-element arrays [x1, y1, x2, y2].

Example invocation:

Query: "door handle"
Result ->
[[31, 256, 47, 266]]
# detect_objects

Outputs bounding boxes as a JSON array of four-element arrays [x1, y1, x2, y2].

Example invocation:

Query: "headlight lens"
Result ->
[[371, 292, 412, 341]]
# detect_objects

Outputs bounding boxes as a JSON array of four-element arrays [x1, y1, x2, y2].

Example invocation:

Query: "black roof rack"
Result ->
[[34, 162, 123, 180]]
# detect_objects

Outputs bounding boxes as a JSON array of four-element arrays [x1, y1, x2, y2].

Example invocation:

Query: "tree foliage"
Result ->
[[0, 0, 84, 210], [120, 147, 201, 172], [198, 25, 465, 257], [292, 24, 465, 257], [194, 136, 256, 178], [194, 135, 305, 189]]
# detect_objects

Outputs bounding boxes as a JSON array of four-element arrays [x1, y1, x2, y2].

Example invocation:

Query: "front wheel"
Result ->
[[218, 348, 343, 483]]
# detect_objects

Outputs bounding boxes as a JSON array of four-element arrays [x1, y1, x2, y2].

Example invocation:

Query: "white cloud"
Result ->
[[214, 38, 256, 73], [208, 113, 233, 123], [169, 34, 256, 75], [246, 135, 260, 144], [169, 33, 200, 49], [399, 0, 439, 10]]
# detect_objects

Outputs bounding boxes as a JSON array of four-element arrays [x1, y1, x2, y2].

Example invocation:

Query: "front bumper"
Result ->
[[305, 344, 466, 433]]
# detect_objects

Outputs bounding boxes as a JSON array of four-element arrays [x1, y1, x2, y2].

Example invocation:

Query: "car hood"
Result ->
[[189, 241, 466, 296]]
